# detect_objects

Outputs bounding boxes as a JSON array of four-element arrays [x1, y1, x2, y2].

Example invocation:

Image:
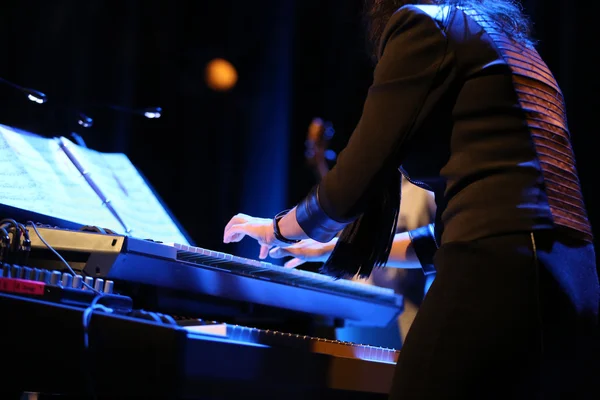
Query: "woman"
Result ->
[[223, 1, 599, 398]]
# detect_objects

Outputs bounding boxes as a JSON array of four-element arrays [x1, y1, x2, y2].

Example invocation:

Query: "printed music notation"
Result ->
[[0, 125, 123, 231], [56, 137, 190, 245], [0, 125, 190, 245]]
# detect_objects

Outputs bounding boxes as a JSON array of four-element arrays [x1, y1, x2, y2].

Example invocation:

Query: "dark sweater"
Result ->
[[298, 5, 592, 250]]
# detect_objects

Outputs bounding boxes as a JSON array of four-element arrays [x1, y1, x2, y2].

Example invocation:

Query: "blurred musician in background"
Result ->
[[303, 118, 436, 347], [223, 0, 599, 398], [345, 177, 436, 347], [333, 177, 436, 348]]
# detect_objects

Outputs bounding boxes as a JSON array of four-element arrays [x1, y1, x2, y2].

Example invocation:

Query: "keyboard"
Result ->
[[173, 243, 396, 303], [1, 291, 398, 398], [175, 317, 399, 364], [24, 225, 404, 326]]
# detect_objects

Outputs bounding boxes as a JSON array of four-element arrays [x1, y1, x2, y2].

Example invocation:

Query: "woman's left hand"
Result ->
[[223, 213, 277, 259]]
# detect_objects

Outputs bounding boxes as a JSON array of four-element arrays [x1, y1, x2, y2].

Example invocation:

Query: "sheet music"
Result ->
[[58, 136, 190, 245], [0, 125, 125, 231]]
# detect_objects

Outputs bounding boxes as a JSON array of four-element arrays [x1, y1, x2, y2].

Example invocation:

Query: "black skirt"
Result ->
[[388, 230, 600, 400]]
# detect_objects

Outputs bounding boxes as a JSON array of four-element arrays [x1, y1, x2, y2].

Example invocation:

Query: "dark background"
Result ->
[[0, 0, 597, 261]]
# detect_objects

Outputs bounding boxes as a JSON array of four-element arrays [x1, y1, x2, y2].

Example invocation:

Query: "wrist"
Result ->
[[325, 236, 338, 251], [319, 237, 338, 260], [266, 229, 295, 248], [273, 210, 301, 245]]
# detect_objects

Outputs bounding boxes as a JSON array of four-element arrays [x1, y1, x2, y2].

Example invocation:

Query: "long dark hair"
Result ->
[[364, 0, 535, 60]]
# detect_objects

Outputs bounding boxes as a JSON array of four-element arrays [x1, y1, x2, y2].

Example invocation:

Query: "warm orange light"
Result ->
[[205, 58, 238, 92]]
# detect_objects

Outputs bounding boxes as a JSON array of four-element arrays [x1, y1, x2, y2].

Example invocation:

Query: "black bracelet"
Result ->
[[273, 209, 301, 245]]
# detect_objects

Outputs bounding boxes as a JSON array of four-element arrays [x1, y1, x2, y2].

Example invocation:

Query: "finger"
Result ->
[[226, 232, 244, 243], [269, 246, 294, 259], [223, 225, 250, 243], [284, 257, 305, 269], [259, 244, 270, 260], [224, 215, 248, 236]]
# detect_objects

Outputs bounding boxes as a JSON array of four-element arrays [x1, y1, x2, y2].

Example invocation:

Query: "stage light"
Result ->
[[24, 89, 47, 104], [205, 58, 238, 92], [142, 106, 162, 119], [77, 112, 93, 128], [0, 77, 47, 104], [106, 105, 162, 119]]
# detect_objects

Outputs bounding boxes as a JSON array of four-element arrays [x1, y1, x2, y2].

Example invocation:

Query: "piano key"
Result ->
[[183, 320, 400, 364], [172, 242, 396, 303]]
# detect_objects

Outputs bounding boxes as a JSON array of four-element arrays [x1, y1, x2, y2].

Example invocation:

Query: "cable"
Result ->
[[82, 295, 113, 348], [82, 293, 114, 400], [17, 223, 30, 265], [0, 218, 19, 231], [18, 223, 30, 247], [0, 219, 22, 264], [0, 219, 21, 254], [26, 221, 102, 295], [0, 227, 9, 263]]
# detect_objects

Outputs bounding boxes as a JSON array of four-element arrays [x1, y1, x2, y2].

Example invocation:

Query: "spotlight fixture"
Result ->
[[0, 76, 47, 104], [106, 105, 162, 119]]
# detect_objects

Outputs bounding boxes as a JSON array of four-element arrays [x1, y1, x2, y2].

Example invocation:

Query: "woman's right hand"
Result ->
[[269, 237, 338, 269]]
